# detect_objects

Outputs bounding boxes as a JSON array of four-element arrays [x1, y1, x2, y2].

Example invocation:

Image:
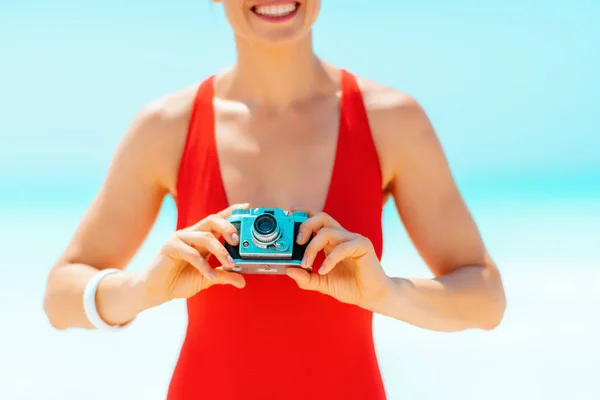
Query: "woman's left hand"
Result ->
[[286, 209, 395, 310]]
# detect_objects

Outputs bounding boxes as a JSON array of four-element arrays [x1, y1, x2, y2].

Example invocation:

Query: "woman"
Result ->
[[43, 1, 506, 399]]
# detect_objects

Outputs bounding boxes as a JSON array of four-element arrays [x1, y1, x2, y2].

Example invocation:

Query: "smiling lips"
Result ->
[[251, 2, 300, 22]]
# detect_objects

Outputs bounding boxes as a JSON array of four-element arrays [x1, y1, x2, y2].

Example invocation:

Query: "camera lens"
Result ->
[[254, 214, 277, 235], [251, 214, 280, 245]]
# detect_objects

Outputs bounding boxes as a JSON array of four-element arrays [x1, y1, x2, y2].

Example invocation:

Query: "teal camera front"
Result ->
[[224, 208, 312, 274]]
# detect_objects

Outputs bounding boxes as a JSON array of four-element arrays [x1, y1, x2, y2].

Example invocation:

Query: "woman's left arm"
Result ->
[[373, 96, 506, 331], [287, 93, 506, 332]]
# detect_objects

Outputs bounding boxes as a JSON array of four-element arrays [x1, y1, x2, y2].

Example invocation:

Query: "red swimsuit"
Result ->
[[168, 69, 387, 400]]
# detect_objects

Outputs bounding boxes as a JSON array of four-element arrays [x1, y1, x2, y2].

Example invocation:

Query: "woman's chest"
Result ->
[[213, 100, 341, 212]]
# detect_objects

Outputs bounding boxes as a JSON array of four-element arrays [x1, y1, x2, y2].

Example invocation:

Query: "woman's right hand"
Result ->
[[140, 203, 250, 305]]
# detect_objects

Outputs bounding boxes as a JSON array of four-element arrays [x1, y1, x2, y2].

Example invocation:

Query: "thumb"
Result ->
[[286, 268, 319, 291]]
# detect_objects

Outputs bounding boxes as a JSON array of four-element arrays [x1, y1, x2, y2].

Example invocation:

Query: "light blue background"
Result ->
[[1, 1, 599, 399]]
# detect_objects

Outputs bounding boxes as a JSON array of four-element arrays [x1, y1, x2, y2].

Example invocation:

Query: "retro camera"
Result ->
[[223, 208, 312, 275]]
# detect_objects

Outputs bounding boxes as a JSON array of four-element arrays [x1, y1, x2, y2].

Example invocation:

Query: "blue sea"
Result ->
[[1, 1, 599, 399]]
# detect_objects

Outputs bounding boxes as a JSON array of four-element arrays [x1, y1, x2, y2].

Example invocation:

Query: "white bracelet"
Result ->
[[83, 268, 133, 332]]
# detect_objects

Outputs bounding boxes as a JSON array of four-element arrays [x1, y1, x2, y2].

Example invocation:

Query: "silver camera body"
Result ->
[[224, 208, 312, 275]]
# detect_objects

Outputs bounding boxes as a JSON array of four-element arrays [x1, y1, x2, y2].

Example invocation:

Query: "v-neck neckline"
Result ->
[[206, 69, 350, 215]]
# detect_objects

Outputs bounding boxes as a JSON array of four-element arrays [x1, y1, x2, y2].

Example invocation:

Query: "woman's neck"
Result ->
[[219, 33, 337, 109]]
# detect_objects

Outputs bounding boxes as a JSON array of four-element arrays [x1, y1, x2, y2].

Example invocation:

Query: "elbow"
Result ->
[[43, 260, 78, 331], [43, 291, 67, 331], [43, 274, 73, 331], [477, 266, 507, 331], [463, 294, 505, 331], [458, 301, 505, 332], [453, 264, 506, 331], [479, 294, 506, 331]]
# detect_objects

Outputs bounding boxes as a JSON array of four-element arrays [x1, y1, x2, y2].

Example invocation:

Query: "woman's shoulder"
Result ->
[[118, 82, 203, 195], [135, 82, 201, 131], [353, 74, 425, 127], [353, 74, 432, 145], [351, 73, 437, 189]]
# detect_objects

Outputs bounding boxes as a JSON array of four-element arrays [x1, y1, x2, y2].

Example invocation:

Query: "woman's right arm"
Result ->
[[43, 104, 174, 330], [45, 89, 248, 331]]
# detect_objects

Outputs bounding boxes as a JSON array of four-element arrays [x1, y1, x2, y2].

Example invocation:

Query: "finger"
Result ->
[[177, 231, 235, 270], [290, 206, 319, 218], [301, 228, 353, 271], [296, 211, 343, 245], [194, 214, 241, 245], [162, 238, 215, 281], [285, 267, 324, 293], [216, 203, 251, 219], [203, 267, 246, 290], [320, 236, 371, 275]]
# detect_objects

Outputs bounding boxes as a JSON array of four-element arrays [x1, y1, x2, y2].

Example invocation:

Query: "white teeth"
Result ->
[[254, 3, 297, 17]]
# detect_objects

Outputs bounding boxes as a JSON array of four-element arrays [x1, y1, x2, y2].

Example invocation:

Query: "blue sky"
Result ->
[[1, 1, 599, 198]]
